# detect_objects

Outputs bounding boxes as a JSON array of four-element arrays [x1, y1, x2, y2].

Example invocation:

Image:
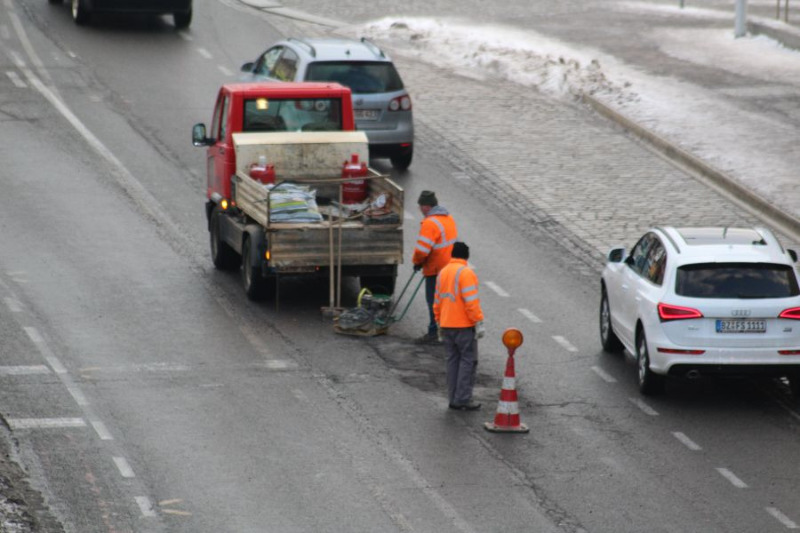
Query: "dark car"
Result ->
[[54, 0, 193, 28]]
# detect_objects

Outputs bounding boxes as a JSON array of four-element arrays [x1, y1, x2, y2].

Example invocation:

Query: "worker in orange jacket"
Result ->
[[433, 241, 485, 411], [412, 190, 458, 343]]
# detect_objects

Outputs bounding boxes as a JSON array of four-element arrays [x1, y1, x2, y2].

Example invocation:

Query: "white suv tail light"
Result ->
[[658, 302, 703, 321]]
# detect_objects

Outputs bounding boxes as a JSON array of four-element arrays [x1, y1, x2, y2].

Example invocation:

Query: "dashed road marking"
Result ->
[[159, 499, 192, 516], [4, 297, 22, 312], [66, 383, 89, 406], [197, 47, 212, 59], [485, 281, 509, 297], [292, 388, 308, 402], [0, 365, 50, 375], [552, 335, 578, 352], [766, 507, 798, 529], [452, 172, 470, 180], [6, 70, 26, 88], [591, 366, 616, 383], [218, 65, 233, 76], [672, 431, 702, 451], [178, 31, 192, 41], [716, 467, 748, 488], [90, 419, 114, 441], [7, 417, 86, 430], [135, 496, 156, 518], [264, 359, 298, 370], [628, 397, 659, 416], [517, 308, 542, 323], [23, 326, 43, 344], [113, 457, 135, 478]]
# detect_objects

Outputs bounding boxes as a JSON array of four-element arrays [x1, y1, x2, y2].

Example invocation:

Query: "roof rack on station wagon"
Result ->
[[289, 37, 316, 57], [359, 37, 385, 58]]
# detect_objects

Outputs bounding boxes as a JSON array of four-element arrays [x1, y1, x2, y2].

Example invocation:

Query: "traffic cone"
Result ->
[[484, 351, 529, 433]]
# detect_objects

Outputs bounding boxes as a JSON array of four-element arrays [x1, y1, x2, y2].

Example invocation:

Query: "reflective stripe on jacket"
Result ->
[[433, 258, 484, 328], [412, 206, 458, 277]]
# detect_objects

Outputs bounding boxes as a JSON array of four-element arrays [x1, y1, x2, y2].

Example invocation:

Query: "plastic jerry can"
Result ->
[[341, 154, 368, 204], [250, 155, 275, 185]]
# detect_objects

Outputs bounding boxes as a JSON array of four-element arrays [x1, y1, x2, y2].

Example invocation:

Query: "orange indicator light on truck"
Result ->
[[502, 328, 524, 350], [265, 250, 270, 261], [220, 199, 229, 210]]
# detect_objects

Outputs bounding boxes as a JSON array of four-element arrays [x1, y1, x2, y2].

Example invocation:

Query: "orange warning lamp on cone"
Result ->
[[485, 328, 530, 434]]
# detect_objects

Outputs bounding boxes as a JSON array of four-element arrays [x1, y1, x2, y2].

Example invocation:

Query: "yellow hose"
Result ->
[[357, 287, 372, 308]]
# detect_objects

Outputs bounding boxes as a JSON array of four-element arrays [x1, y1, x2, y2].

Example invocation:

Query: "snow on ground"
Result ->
[[350, 8, 800, 217]]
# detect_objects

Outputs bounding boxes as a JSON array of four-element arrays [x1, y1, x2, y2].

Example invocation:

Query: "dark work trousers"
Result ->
[[425, 275, 437, 336], [442, 327, 478, 406]]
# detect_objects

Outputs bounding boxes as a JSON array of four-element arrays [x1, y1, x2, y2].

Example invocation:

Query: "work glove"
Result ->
[[475, 321, 486, 340], [437, 326, 444, 342], [413, 263, 422, 273]]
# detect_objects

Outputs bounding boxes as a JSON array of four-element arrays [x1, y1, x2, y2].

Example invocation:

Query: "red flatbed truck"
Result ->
[[192, 82, 404, 303]]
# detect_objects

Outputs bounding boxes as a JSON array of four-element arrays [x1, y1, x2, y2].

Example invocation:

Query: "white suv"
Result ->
[[600, 226, 800, 396], [240, 37, 414, 170]]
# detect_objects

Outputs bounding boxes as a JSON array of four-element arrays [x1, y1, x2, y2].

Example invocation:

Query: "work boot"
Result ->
[[449, 401, 481, 411], [415, 332, 440, 344]]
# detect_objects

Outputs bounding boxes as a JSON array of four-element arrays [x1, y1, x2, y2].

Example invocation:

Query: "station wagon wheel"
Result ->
[[390, 149, 412, 171], [71, 0, 90, 24], [789, 374, 800, 400], [637, 328, 665, 395], [600, 287, 623, 353]]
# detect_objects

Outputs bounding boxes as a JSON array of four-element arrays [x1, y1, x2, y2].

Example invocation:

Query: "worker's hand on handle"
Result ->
[[413, 263, 422, 273], [475, 321, 485, 340]]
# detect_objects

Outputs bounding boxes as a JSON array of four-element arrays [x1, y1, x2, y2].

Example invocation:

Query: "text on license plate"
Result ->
[[354, 109, 379, 120], [716, 319, 766, 333]]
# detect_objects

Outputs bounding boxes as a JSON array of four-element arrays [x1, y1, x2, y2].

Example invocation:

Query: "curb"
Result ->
[[582, 93, 800, 242]]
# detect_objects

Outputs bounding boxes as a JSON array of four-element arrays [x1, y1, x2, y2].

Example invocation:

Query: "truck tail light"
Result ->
[[658, 303, 703, 321], [220, 198, 229, 210], [779, 307, 800, 320], [388, 95, 412, 112]]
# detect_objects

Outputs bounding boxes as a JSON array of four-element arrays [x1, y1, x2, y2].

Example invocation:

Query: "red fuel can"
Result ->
[[250, 155, 275, 185]]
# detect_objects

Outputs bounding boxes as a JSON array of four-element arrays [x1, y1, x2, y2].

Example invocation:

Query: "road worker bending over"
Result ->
[[434, 241, 485, 411], [412, 190, 458, 344]]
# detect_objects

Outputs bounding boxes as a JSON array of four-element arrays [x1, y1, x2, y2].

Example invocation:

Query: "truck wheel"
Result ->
[[360, 275, 396, 295], [71, 0, 90, 24], [242, 237, 268, 301], [210, 210, 238, 270], [173, 9, 191, 29]]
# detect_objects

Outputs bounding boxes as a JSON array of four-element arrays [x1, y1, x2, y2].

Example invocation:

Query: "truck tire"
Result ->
[[360, 275, 396, 296], [173, 9, 191, 29], [210, 210, 238, 270], [71, 0, 90, 24], [242, 236, 275, 301]]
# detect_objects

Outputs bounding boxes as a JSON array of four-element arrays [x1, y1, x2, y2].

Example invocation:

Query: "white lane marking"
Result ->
[[196, 47, 212, 59], [218, 65, 233, 76], [45, 356, 67, 375], [113, 457, 136, 478], [0, 365, 50, 375], [672, 431, 702, 451], [178, 31, 192, 41], [716, 467, 748, 488], [4, 0, 13, 10], [404, 209, 415, 220], [4, 297, 23, 312], [66, 383, 89, 406], [8, 11, 57, 92], [517, 308, 542, 323], [135, 496, 157, 518], [7, 50, 24, 68], [23, 326, 43, 344], [485, 281, 509, 297], [7, 418, 86, 429], [264, 359, 298, 370], [452, 172, 470, 180], [766, 507, 799, 529], [90, 419, 113, 441], [552, 335, 578, 352], [292, 389, 308, 402], [6, 70, 26, 88], [628, 397, 659, 416], [591, 366, 617, 383]]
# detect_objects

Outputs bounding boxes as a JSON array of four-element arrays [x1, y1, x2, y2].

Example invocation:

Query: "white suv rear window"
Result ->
[[676, 263, 800, 299]]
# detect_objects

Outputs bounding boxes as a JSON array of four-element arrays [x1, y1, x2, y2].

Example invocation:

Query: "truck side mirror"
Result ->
[[789, 249, 798, 262], [607, 247, 626, 263], [192, 123, 210, 147], [241, 61, 255, 73]]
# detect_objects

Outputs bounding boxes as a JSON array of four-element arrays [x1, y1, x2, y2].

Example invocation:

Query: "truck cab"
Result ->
[[192, 82, 356, 207]]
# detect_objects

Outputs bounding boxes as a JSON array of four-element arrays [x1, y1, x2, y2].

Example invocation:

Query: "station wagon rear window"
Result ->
[[306, 62, 404, 94], [676, 263, 800, 299]]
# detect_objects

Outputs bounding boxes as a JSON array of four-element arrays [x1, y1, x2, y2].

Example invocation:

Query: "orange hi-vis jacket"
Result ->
[[434, 258, 484, 328], [412, 206, 458, 277]]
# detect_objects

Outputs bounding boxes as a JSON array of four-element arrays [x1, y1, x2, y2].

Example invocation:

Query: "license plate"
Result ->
[[354, 109, 379, 120], [715, 319, 766, 333]]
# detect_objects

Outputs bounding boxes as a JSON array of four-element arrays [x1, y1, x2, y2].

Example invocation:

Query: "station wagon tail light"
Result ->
[[779, 307, 800, 320], [388, 95, 412, 111], [658, 302, 703, 321], [657, 347, 705, 355], [778, 349, 800, 355]]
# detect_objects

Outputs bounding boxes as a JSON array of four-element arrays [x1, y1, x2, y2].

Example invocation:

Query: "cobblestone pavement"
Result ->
[[263, 0, 800, 270]]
